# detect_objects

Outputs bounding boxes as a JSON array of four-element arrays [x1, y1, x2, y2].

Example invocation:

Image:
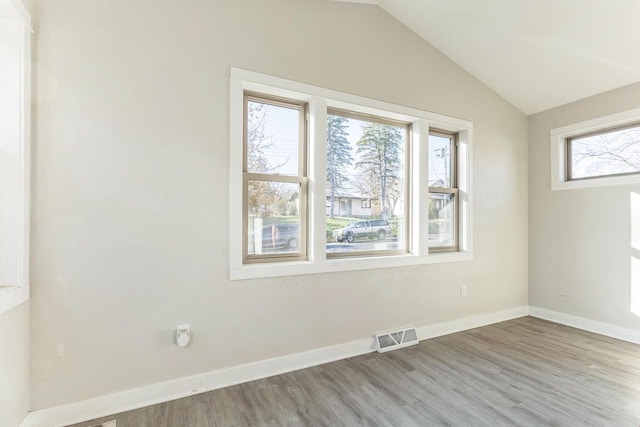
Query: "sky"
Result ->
[[249, 100, 451, 186]]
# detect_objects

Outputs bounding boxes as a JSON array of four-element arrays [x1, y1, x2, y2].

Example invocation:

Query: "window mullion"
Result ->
[[308, 97, 328, 263], [414, 119, 430, 256]]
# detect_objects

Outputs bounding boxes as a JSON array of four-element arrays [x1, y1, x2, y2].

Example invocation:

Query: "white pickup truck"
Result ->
[[333, 219, 391, 243]]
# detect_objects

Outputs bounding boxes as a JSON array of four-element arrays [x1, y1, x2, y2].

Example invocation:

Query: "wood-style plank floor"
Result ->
[[71, 317, 640, 427]]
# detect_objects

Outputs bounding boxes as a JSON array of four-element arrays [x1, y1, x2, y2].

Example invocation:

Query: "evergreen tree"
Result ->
[[326, 115, 353, 218], [355, 123, 403, 218]]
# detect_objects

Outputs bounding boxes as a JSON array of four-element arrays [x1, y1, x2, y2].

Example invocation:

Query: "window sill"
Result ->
[[230, 252, 472, 281], [552, 174, 640, 191], [0, 285, 29, 315]]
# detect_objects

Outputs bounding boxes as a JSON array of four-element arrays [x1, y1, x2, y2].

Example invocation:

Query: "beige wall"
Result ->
[[0, 303, 29, 427], [30, 0, 528, 409], [20, 0, 32, 16], [529, 82, 640, 329]]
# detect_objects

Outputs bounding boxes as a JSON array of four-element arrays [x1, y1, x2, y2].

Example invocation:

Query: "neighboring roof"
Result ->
[[327, 194, 369, 200], [331, 0, 640, 115]]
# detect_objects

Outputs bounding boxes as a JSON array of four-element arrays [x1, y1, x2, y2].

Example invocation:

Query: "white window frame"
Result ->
[[550, 107, 640, 191], [0, 0, 31, 314], [229, 68, 473, 280]]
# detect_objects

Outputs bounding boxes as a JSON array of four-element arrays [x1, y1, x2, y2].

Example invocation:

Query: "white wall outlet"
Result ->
[[176, 324, 190, 347], [460, 285, 467, 298]]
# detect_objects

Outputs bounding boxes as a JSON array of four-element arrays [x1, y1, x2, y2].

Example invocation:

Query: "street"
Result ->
[[326, 237, 399, 253]]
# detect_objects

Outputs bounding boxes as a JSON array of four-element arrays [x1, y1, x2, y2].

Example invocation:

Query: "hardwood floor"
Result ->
[[71, 317, 640, 427]]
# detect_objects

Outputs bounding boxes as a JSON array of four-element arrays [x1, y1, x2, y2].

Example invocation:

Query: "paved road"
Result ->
[[327, 237, 399, 253]]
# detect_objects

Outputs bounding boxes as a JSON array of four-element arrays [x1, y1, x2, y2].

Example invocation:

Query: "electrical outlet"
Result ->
[[176, 324, 191, 347], [460, 285, 467, 298]]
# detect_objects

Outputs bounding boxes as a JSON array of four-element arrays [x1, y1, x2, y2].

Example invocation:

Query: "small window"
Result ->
[[243, 93, 307, 263], [567, 123, 640, 180], [326, 109, 408, 257], [428, 130, 458, 251]]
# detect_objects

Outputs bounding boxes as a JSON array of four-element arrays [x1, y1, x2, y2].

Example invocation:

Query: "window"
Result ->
[[326, 110, 408, 257], [567, 123, 640, 181], [428, 131, 457, 251], [550, 107, 640, 191], [230, 68, 473, 280], [243, 93, 307, 263], [0, 0, 31, 314]]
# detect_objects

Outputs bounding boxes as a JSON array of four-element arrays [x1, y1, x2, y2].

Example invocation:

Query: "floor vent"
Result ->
[[91, 421, 116, 427], [375, 327, 419, 353]]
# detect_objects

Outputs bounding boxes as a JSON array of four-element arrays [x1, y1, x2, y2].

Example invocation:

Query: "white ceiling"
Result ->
[[332, 0, 640, 115]]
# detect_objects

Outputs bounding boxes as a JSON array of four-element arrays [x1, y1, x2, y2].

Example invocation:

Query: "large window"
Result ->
[[230, 68, 473, 280]]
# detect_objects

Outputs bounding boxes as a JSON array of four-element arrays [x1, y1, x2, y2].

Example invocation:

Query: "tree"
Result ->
[[246, 102, 271, 174], [246, 102, 281, 216], [355, 123, 403, 218], [386, 177, 403, 217], [572, 129, 640, 177], [326, 115, 353, 218]]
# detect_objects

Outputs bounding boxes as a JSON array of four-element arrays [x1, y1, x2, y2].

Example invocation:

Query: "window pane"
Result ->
[[570, 125, 640, 179], [429, 193, 455, 248], [326, 113, 406, 255], [246, 100, 300, 176], [429, 134, 454, 188], [247, 181, 301, 255]]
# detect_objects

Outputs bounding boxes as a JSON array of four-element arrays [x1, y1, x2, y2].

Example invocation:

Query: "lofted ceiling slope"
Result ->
[[331, 0, 640, 115]]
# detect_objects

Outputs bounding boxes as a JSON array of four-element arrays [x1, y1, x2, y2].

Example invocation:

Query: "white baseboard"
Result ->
[[417, 306, 530, 340], [21, 306, 529, 427], [20, 305, 640, 427], [21, 338, 374, 427], [529, 306, 640, 345]]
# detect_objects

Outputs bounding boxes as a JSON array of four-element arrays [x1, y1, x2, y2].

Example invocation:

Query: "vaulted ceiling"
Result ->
[[331, 0, 640, 115]]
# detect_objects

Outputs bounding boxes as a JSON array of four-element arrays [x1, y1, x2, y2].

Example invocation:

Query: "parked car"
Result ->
[[248, 223, 299, 252], [333, 220, 391, 243]]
